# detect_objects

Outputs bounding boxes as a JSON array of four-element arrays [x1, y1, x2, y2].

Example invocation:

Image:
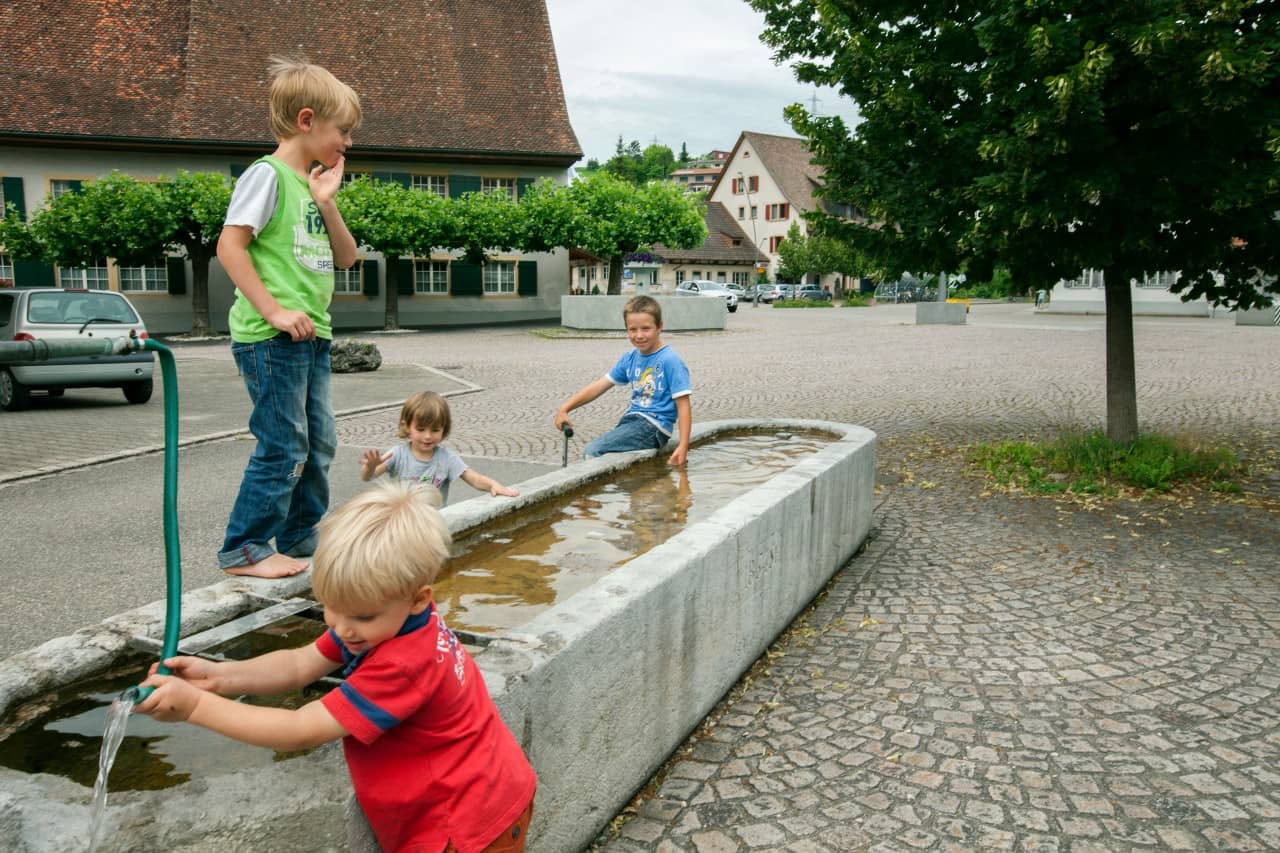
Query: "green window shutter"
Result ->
[[451, 261, 482, 296], [397, 258, 415, 295], [449, 175, 481, 198], [1, 176, 25, 218], [230, 163, 250, 179], [68, 180, 84, 194], [361, 259, 379, 297], [13, 260, 55, 288], [518, 260, 538, 297], [373, 172, 411, 188], [166, 257, 187, 295], [516, 177, 535, 200]]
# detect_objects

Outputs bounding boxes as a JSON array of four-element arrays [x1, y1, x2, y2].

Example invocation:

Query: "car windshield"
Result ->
[[25, 292, 140, 325], [698, 282, 728, 292]]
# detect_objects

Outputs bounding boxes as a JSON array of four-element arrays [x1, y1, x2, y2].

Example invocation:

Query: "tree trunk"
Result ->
[[190, 252, 213, 338], [384, 255, 401, 331], [1103, 271, 1138, 443], [607, 254, 624, 296]]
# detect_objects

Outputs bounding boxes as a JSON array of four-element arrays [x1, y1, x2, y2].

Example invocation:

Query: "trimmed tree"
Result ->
[[752, 0, 1280, 441], [340, 177, 456, 330], [566, 174, 706, 295], [26, 172, 173, 269], [157, 171, 231, 337]]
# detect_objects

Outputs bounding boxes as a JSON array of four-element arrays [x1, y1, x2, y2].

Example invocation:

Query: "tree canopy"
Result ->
[[751, 0, 1280, 440]]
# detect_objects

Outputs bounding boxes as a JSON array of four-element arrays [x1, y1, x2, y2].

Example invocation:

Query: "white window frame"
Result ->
[[50, 179, 79, 199], [0, 252, 13, 285], [414, 259, 450, 295], [118, 261, 168, 293], [675, 270, 686, 284], [481, 177, 516, 201], [411, 175, 448, 197], [59, 258, 109, 290], [334, 265, 363, 294], [483, 260, 516, 295]]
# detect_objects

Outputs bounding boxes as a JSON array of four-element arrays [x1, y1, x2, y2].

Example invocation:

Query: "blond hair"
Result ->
[[312, 481, 452, 611], [267, 56, 363, 140], [624, 295, 662, 326], [397, 391, 452, 439]]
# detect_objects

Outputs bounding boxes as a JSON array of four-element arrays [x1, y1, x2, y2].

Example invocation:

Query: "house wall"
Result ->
[[708, 139, 797, 281], [1046, 270, 1211, 316], [573, 261, 757, 295], [0, 146, 570, 334]]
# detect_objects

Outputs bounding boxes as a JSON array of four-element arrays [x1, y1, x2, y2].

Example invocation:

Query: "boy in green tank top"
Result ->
[[215, 57, 361, 578]]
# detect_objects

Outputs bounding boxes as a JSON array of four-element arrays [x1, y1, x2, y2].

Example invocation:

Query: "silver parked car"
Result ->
[[0, 288, 155, 411], [675, 279, 739, 312]]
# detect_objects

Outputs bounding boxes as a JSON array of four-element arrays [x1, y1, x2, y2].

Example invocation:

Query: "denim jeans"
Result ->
[[218, 336, 335, 569], [584, 414, 669, 458]]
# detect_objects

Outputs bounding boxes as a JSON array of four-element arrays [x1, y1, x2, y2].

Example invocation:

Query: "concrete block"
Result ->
[[915, 302, 968, 325], [1235, 305, 1279, 326]]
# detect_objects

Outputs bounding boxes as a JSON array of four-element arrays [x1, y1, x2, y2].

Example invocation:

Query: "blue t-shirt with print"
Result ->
[[606, 345, 691, 435]]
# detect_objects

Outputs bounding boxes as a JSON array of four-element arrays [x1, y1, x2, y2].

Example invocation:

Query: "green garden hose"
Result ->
[[0, 335, 182, 702]]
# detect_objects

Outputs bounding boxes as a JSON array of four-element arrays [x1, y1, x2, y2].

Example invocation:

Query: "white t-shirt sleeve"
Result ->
[[223, 162, 278, 236]]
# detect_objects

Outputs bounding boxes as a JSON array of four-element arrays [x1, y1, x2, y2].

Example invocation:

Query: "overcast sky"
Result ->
[[543, 0, 859, 164]]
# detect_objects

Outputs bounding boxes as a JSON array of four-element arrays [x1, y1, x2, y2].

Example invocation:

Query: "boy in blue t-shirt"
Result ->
[[555, 296, 692, 465]]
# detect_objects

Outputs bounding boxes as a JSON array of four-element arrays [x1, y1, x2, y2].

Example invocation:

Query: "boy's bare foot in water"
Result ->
[[224, 552, 309, 578]]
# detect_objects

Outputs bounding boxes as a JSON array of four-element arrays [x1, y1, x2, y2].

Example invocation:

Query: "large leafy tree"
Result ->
[[752, 0, 1280, 441], [158, 171, 231, 337], [340, 177, 456, 330]]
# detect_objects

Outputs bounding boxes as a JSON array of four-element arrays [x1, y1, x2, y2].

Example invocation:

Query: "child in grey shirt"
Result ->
[[360, 392, 519, 504]]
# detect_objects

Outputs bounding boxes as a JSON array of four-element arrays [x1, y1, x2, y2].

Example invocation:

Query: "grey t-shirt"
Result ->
[[384, 442, 468, 503]]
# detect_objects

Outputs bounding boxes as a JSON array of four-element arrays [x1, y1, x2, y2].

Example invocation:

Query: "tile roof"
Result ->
[[0, 0, 581, 163], [653, 202, 760, 265]]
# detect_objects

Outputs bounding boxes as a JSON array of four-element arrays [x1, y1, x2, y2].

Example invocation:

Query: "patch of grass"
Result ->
[[772, 299, 834, 308], [971, 431, 1243, 497], [840, 295, 873, 307]]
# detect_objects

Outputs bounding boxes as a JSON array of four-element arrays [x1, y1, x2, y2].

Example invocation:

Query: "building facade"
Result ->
[[706, 131, 854, 288], [0, 0, 581, 334]]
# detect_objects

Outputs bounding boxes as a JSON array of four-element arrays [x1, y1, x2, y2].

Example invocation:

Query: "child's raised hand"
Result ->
[[309, 155, 344, 204]]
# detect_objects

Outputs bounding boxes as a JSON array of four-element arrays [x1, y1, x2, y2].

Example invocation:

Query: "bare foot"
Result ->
[[224, 552, 309, 578]]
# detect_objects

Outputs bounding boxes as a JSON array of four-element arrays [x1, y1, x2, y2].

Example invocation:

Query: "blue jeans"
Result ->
[[218, 336, 335, 569], [584, 414, 669, 458]]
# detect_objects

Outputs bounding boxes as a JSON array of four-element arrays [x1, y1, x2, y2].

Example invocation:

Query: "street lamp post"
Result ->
[[739, 171, 762, 306]]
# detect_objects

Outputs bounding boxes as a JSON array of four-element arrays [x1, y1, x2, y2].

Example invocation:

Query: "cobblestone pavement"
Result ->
[[3, 302, 1278, 850], [337, 304, 1279, 851]]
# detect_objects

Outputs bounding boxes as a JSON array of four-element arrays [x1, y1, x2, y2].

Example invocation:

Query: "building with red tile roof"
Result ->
[[0, 0, 582, 332]]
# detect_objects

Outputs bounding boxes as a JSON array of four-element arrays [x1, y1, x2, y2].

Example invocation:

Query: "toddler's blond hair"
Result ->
[[312, 481, 451, 611]]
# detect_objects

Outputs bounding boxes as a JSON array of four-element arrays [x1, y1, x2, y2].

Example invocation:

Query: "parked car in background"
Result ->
[[794, 285, 833, 301], [675, 279, 738, 312], [724, 282, 747, 301], [0, 288, 154, 411]]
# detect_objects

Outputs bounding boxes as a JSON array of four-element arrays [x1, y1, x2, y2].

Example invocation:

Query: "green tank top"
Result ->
[[228, 156, 335, 342]]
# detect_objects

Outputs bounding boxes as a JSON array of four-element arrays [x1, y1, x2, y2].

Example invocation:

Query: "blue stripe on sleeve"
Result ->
[[339, 682, 401, 732]]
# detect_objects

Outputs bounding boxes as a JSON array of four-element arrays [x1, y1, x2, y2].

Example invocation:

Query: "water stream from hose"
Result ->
[[86, 690, 135, 853]]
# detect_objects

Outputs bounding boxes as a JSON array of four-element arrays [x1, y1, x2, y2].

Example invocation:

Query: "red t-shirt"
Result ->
[[318, 606, 537, 852]]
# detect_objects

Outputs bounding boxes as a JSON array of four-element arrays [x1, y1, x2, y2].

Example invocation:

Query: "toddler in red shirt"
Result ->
[[138, 480, 537, 852]]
